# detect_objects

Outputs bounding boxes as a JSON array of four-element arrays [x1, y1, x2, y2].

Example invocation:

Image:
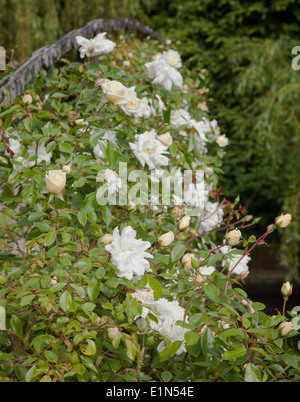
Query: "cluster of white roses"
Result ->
[[4, 32, 254, 356], [145, 49, 183, 91]]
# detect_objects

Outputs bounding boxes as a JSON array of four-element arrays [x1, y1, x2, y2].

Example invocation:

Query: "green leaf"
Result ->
[[161, 371, 172, 382], [102, 205, 112, 226], [60, 291, 72, 312], [78, 210, 87, 226], [171, 244, 186, 262], [44, 231, 56, 247], [105, 141, 116, 165], [244, 363, 261, 382], [20, 294, 36, 307], [0, 306, 6, 330], [10, 315, 23, 340], [59, 142, 72, 154], [159, 341, 182, 361], [281, 354, 300, 370], [148, 277, 162, 298], [87, 277, 101, 302], [222, 347, 247, 360], [44, 350, 57, 363], [204, 284, 219, 303], [185, 331, 199, 346], [125, 338, 137, 361]]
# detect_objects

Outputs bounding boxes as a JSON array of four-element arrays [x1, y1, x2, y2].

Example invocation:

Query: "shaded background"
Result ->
[[1, 0, 300, 311]]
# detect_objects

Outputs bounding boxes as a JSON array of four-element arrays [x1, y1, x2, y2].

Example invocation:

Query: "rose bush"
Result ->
[[0, 33, 299, 382]]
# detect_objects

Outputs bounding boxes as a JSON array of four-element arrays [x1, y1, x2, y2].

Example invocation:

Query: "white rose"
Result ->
[[163, 49, 182, 69], [101, 80, 132, 105], [145, 58, 183, 91], [46, 170, 66, 198], [216, 134, 229, 147]]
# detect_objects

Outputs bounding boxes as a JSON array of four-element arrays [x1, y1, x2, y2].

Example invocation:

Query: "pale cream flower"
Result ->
[[158, 231, 174, 247], [178, 215, 191, 231], [225, 229, 242, 247], [157, 132, 173, 147], [216, 134, 229, 147], [45, 170, 66, 199], [23, 94, 33, 105], [275, 214, 292, 228]]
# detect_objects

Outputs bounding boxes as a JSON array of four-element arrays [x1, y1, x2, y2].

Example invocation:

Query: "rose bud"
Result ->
[[101, 233, 113, 245], [278, 321, 294, 337], [158, 231, 174, 247], [107, 327, 119, 340], [45, 169, 66, 199], [281, 281, 293, 298], [275, 214, 292, 228], [158, 132, 173, 147], [62, 164, 72, 174], [225, 229, 241, 247], [178, 215, 191, 231], [22, 94, 33, 105], [182, 253, 198, 271]]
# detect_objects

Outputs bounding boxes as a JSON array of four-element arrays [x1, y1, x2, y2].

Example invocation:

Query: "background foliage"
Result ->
[[138, 0, 300, 280], [0, 0, 140, 63]]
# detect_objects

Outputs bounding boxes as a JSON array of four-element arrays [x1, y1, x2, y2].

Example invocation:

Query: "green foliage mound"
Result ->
[[0, 33, 299, 382]]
